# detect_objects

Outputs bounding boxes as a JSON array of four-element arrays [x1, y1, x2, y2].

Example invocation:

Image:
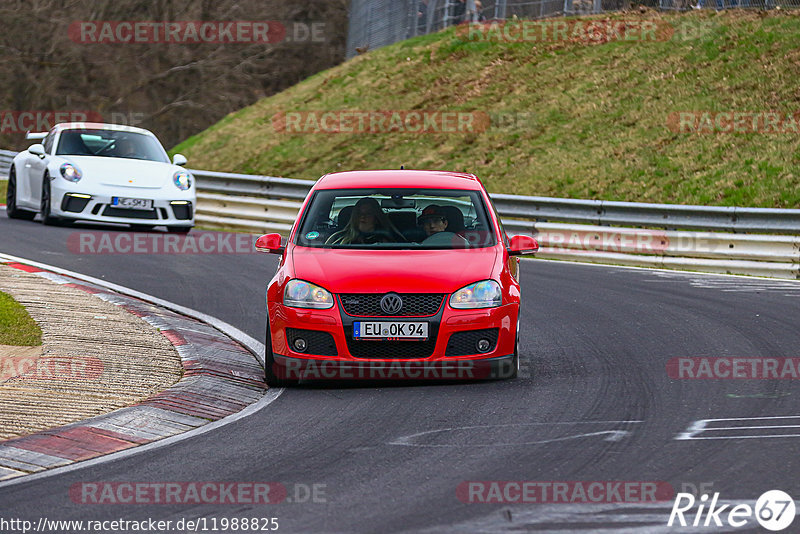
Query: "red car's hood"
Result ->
[[290, 247, 500, 294]]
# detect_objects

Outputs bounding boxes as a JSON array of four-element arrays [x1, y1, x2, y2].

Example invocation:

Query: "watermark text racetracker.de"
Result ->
[[273, 110, 492, 134], [68, 231, 262, 255], [668, 111, 800, 134], [69, 20, 328, 44], [272, 359, 517, 381], [0, 111, 149, 133], [535, 228, 668, 255], [458, 19, 675, 43], [457, 18, 711, 43], [667, 357, 800, 379], [0, 111, 103, 134], [70, 481, 326, 505], [0, 355, 102, 381], [457, 481, 674, 503], [271, 110, 601, 135]]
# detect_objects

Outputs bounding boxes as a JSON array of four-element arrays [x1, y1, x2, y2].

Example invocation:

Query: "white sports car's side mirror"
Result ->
[[28, 144, 46, 158], [172, 154, 187, 166]]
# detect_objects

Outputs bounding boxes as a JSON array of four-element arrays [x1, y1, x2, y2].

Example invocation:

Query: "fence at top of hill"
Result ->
[[346, 0, 800, 58]]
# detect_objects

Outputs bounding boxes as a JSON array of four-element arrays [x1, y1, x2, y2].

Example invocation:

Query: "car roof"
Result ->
[[314, 170, 484, 191], [53, 122, 156, 136]]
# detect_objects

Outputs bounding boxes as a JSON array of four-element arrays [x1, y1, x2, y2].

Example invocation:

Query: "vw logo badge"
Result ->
[[380, 293, 403, 315]]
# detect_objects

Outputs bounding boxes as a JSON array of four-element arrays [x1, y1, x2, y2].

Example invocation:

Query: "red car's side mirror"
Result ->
[[508, 235, 538, 255], [255, 233, 286, 254]]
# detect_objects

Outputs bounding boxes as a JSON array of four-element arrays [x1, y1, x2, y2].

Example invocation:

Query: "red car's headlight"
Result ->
[[284, 280, 334, 309], [450, 280, 502, 309]]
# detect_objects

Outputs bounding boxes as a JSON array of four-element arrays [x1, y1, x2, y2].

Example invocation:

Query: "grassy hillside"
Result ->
[[175, 10, 800, 208]]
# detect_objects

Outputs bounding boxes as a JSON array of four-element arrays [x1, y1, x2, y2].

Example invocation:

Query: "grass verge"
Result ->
[[0, 290, 42, 346]]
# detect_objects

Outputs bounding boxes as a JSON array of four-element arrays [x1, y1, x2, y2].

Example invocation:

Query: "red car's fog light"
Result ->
[[476, 339, 492, 353]]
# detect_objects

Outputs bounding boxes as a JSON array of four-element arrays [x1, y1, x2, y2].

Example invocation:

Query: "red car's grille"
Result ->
[[340, 293, 445, 317]]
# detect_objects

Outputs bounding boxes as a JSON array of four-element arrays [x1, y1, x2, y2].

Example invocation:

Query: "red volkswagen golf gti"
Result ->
[[255, 170, 538, 386]]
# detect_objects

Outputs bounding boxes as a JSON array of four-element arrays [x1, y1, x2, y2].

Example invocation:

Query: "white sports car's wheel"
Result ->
[[6, 167, 36, 221], [40, 173, 63, 226]]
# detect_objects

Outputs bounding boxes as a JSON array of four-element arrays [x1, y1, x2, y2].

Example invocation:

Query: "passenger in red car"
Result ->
[[419, 205, 469, 246], [326, 197, 404, 244], [419, 205, 449, 237]]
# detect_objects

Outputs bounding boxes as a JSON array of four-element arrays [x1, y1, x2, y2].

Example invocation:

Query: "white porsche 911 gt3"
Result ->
[[6, 122, 195, 232]]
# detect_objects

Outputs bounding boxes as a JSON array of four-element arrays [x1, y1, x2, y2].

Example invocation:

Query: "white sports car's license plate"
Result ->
[[353, 321, 428, 340], [112, 197, 153, 210]]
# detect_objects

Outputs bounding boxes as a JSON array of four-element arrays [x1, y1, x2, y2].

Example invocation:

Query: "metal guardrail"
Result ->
[[491, 194, 800, 234], [0, 150, 15, 180], [1, 152, 798, 278], [188, 168, 800, 279], [513, 221, 800, 279], [194, 192, 300, 234], [189, 169, 800, 235], [192, 169, 314, 201]]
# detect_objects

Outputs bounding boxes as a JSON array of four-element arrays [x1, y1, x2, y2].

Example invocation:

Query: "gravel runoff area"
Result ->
[[0, 263, 183, 441]]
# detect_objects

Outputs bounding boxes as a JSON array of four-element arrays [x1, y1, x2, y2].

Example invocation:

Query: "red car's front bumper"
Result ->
[[268, 299, 518, 380]]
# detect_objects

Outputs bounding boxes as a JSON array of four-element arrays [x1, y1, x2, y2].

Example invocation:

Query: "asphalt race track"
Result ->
[[1, 217, 800, 533]]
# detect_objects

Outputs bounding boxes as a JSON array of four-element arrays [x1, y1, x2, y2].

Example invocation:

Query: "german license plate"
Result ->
[[353, 321, 428, 340], [112, 197, 153, 210]]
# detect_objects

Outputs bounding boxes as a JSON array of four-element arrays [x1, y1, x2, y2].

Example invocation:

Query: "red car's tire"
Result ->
[[264, 320, 299, 388]]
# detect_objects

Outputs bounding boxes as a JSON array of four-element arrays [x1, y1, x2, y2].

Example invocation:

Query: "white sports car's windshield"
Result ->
[[296, 188, 497, 249], [56, 129, 169, 163]]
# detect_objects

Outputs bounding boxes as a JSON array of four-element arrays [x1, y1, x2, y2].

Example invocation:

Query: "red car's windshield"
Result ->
[[295, 188, 497, 249]]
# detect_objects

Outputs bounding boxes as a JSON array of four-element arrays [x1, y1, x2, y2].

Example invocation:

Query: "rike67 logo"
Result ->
[[669, 490, 795, 531]]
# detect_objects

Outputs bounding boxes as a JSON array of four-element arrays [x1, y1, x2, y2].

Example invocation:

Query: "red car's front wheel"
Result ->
[[264, 320, 299, 388]]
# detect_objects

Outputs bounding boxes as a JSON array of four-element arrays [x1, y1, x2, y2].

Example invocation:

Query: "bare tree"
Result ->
[[0, 0, 347, 149]]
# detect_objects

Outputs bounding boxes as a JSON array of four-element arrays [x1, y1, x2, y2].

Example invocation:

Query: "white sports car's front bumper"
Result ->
[[50, 179, 195, 228]]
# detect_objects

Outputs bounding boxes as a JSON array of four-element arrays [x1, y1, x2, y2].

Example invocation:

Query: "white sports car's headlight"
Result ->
[[284, 280, 334, 309], [59, 163, 82, 182], [449, 280, 502, 309], [173, 170, 192, 191]]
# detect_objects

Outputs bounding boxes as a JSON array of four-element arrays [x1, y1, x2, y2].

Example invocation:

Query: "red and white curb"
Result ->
[[0, 256, 279, 484]]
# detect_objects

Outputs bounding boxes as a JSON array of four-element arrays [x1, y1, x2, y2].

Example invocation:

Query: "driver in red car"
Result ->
[[326, 197, 403, 244]]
